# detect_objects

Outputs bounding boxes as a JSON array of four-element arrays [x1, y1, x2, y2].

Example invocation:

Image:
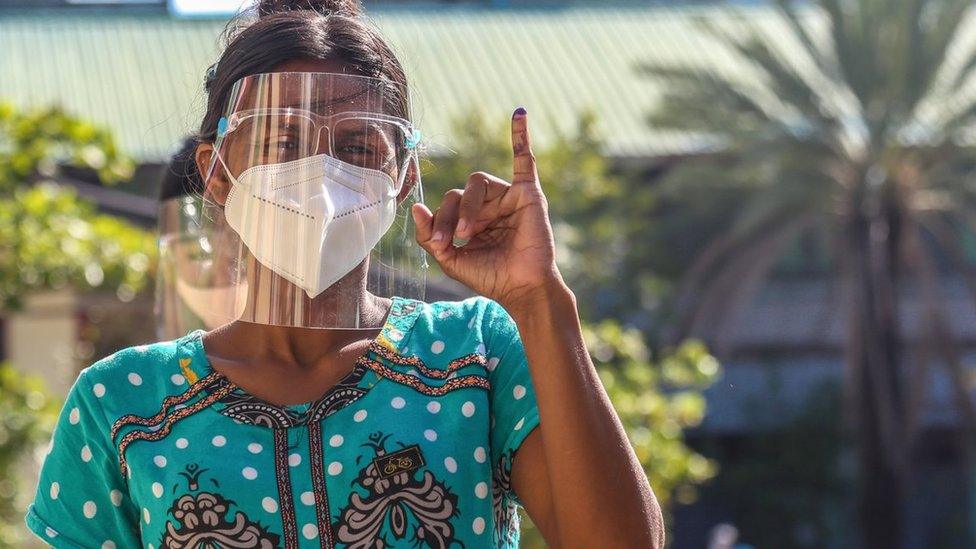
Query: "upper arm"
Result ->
[[25, 369, 141, 548]]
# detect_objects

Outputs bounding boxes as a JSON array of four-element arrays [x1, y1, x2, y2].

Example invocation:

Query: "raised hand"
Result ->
[[411, 107, 563, 312]]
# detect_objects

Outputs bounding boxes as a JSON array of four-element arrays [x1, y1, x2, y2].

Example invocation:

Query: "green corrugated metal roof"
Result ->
[[0, 6, 748, 161]]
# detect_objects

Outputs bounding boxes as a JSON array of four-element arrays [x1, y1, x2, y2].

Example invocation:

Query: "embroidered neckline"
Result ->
[[178, 295, 424, 429]]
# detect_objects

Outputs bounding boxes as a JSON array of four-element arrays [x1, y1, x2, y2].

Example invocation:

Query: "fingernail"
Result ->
[[513, 106, 527, 117], [452, 236, 469, 248], [456, 219, 468, 236], [432, 231, 444, 243]]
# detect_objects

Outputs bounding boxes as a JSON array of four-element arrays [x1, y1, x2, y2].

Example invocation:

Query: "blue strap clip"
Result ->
[[405, 128, 422, 150], [216, 116, 228, 138]]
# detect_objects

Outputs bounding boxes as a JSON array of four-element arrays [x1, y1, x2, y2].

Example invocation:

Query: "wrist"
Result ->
[[500, 272, 577, 321]]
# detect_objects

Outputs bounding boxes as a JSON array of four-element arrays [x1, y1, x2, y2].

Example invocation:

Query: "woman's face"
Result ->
[[197, 58, 410, 205]]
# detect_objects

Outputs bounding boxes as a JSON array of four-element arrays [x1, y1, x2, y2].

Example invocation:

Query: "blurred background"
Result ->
[[2, 0, 976, 547]]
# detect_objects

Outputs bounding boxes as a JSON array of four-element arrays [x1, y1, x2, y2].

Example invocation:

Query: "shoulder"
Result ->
[[396, 296, 519, 366], [75, 333, 193, 423]]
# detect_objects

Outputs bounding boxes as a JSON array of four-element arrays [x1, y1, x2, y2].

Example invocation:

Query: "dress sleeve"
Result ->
[[483, 298, 542, 507], [24, 368, 141, 548]]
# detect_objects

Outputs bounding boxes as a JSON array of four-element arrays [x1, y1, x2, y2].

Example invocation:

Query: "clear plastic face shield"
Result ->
[[190, 72, 426, 329]]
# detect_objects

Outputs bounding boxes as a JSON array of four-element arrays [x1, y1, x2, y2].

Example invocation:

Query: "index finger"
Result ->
[[511, 106, 538, 184]]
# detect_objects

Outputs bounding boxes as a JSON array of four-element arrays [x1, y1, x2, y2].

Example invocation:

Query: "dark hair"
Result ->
[[197, 0, 409, 143], [159, 136, 203, 200]]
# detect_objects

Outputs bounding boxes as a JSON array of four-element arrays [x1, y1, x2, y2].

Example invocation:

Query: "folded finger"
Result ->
[[432, 189, 462, 250]]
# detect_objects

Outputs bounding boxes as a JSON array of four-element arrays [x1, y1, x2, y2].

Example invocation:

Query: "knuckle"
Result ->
[[445, 188, 464, 199]]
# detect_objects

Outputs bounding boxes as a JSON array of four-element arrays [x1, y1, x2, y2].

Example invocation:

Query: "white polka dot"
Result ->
[[174, 404, 187, 410], [329, 434, 344, 447], [468, 316, 476, 328], [212, 435, 226, 447], [473, 517, 486, 535], [303, 523, 319, 539], [175, 438, 188, 449], [474, 447, 487, 463], [81, 445, 92, 462], [353, 409, 367, 422], [248, 443, 263, 454], [49, 482, 60, 500], [444, 457, 457, 473], [424, 429, 437, 441], [461, 401, 476, 417], [391, 396, 406, 409], [45, 527, 58, 538], [262, 497, 278, 513], [102, 541, 116, 549], [92, 383, 106, 398], [301, 491, 315, 505], [447, 371, 458, 380], [69, 407, 80, 424], [151, 482, 163, 498], [427, 401, 441, 414], [431, 340, 445, 354], [439, 309, 453, 318], [153, 455, 167, 467], [388, 328, 404, 341], [513, 385, 527, 399], [170, 374, 185, 385], [487, 357, 500, 372], [46, 438, 54, 456], [110, 490, 122, 506], [475, 482, 488, 498], [328, 462, 343, 475], [476, 343, 486, 355], [242, 467, 258, 480], [127, 372, 142, 386], [289, 453, 301, 467], [143, 508, 151, 524], [514, 417, 525, 430]]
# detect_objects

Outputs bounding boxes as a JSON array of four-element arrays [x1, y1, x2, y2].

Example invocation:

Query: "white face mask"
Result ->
[[221, 153, 398, 298]]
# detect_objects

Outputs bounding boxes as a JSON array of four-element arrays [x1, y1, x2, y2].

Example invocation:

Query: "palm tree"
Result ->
[[641, 1, 976, 547]]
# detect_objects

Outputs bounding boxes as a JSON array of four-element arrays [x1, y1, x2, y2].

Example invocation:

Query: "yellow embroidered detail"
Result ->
[[179, 358, 199, 384], [376, 333, 398, 351]]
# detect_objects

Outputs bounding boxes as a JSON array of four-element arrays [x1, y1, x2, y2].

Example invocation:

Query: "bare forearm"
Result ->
[[504, 278, 665, 549]]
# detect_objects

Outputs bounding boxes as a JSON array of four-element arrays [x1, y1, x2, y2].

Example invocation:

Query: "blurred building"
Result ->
[[2, 1, 973, 547]]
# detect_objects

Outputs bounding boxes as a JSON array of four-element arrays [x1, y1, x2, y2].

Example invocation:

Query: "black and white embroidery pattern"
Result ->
[[213, 364, 369, 428], [159, 463, 281, 549], [333, 432, 463, 548], [492, 448, 520, 547]]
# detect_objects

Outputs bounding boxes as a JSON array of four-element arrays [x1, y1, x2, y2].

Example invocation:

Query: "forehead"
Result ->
[[229, 72, 394, 116]]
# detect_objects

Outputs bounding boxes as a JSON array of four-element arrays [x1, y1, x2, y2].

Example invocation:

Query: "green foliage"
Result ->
[[0, 363, 60, 548], [0, 183, 156, 309], [518, 323, 720, 548], [420, 110, 627, 318], [0, 101, 154, 543], [0, 102, 134, 192], [588, 325, 719, 508]]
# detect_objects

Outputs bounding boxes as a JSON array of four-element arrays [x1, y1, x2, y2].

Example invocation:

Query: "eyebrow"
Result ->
[[283, 88, 375, 112]]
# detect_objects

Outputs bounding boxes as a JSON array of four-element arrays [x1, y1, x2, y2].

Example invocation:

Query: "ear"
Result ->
[[196, 142, 230, 205]]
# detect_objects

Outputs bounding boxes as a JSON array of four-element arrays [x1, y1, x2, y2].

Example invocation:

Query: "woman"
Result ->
[[25, 1, 663, 547]]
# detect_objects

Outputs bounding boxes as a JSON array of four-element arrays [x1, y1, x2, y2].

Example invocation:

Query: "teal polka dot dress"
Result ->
[[25, 296, 541, 548]]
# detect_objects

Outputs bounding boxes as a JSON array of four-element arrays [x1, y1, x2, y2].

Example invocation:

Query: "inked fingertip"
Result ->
[[513, 106, 527, 117]]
